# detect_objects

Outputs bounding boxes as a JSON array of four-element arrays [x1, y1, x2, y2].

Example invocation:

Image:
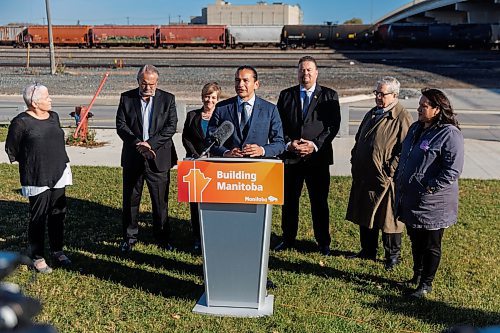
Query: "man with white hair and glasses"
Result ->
[[346, 76, 413, 270]]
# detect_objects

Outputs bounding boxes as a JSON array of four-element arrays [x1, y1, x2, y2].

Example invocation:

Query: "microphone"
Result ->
[[200, 120, 235, 158]]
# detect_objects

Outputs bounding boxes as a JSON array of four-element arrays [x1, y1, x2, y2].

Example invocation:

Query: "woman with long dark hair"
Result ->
[[395, 88, 464, 298]]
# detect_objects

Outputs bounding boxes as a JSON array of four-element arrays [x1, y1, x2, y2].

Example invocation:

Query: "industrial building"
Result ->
[[191, 0, 303, 25]]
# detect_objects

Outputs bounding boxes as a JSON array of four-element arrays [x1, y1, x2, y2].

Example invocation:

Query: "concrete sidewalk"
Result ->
[[1, 129, 499, 180]]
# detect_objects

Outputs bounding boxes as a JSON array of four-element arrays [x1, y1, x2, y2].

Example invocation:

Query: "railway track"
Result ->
[[1, 47, 498, 68]]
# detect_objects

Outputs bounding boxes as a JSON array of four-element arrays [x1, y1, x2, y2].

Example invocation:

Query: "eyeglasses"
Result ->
[[30, 83, 40, 105], [373, 90, 393, 97]]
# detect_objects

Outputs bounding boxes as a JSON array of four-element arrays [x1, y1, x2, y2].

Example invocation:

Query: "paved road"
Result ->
[[1, 88, 499, 141], [2, 89, 499, 179]]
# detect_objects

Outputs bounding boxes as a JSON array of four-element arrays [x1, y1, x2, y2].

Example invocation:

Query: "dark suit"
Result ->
[[207, 96, 285, 157], [182, 108, 206, 158], [116, 88, 178, 243], [181, 108, 206, 242], [277, 84, 341, 247]]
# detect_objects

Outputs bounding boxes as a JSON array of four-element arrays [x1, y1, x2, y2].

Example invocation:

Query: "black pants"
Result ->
[[189, 202, 201, 242], [407, 226, 445, 287], [122, 161, 170, 243], [281, 162, 331, 247], [28, 188, 67, 259], [359, 225, 401, 261]]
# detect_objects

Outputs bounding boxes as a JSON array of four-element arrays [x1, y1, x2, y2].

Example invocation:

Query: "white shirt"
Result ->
[[237, 94, 256, 123], [300, 84, 316, 110], [21, 163, 73, 197], [140, 95, 154, 141]]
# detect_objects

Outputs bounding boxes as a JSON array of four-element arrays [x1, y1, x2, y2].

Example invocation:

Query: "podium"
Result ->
[[177, 158, 284, 317]]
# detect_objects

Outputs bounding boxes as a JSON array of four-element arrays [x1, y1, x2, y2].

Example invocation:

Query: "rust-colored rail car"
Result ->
[[0, 25, 25, 46], [158, 25, 226, 48], [24, 25, 90, 47], [90, 25, 157, 47]]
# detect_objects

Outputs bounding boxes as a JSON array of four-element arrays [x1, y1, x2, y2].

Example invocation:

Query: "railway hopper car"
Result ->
[[22, 25, 90, 47], [0, 25, 25, 46], [158, 25, 226, 48], [90, 25, 157, 47], [227, 25, 282, 48]]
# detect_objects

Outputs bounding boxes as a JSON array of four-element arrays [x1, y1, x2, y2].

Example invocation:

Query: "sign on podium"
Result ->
[[177, 158, 283, 317]]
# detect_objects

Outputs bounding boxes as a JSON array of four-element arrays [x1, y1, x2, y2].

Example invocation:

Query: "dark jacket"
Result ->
[[346, 102, 412, 232], [395, 122, 464, 229], [116, 88, 178, 172], [207, 96, 285, 157], [5, 111, 69, 187], [277, 84, 341, 165], [182, 108, 206, 158]]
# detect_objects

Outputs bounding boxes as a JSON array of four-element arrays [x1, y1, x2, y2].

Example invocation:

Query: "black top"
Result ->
[[5, 111, 69, 187], [182, 108, 206, 158]]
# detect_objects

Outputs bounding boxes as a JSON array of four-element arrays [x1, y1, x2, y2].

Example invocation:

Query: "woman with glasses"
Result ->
[[395, 88, 464, 298], [5, 83, 72, 273], [181, 82, 221, 253]]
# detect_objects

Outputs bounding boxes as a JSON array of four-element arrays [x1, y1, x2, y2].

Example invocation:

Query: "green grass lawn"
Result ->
[[0, 124, 8, 142], [0, 164, 498, 333]]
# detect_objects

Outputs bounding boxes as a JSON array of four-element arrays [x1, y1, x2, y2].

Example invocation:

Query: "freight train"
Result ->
[[0, 23, 498, 49], [376, 23, 500, 49]]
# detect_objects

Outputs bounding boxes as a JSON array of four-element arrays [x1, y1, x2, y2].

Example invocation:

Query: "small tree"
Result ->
[[343, 18, 363, 24]]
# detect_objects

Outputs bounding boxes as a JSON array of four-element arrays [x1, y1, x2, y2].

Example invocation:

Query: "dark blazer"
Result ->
[[277, 84, 341, 165], [182, 108, 206, 158], [116, 88, 178, 172], [207, 96, 285, 157]]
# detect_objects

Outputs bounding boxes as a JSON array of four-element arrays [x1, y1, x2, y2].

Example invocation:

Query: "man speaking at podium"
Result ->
[[207, 65, 285, 158]]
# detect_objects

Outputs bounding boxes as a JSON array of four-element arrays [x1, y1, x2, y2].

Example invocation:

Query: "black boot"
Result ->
[[410, 283, 432, 298]]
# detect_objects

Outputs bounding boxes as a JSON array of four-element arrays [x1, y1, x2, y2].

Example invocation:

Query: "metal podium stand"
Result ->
[[189, 158, 280, 317]]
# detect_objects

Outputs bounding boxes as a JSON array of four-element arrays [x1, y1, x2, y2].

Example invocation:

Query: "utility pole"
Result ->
[[127, 16, 130, 25], [45, 0, 56, 75]]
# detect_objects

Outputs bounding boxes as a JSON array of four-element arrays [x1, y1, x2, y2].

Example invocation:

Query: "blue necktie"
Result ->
[[240, 102, 248, 131], [302, 92, 310, 118]]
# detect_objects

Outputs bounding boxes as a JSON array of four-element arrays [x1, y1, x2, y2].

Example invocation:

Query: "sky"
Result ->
[[0, 0, 410, 26]]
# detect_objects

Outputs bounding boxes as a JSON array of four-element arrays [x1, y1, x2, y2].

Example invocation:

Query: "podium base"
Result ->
[[192, 293, 274, 317]]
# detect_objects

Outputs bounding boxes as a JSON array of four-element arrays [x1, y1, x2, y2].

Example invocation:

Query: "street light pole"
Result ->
[[45, 0, 56, 75]]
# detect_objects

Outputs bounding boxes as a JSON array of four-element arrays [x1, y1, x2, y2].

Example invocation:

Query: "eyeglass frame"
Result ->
[[30, 83, 40, 106], [373, 90, 394, 97]]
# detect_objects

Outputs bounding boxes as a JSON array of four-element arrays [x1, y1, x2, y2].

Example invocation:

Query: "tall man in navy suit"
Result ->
[[116, 64, 178, 253], [207, 65, 285, 158], [274, 56, 341, 256]]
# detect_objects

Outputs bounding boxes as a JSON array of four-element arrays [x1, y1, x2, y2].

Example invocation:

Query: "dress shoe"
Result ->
[[120, 239, 136, 254], [161, 242, 175, 251], [273, 241, 293, 252], [52, 251, 72, 267], [346, 251, 376, 261], [318, 245, 331, 256], [406, 274, 421, 286], [192, 240, 202, 255], [384, 258, 401, 270], [410, 284, 432, 298]]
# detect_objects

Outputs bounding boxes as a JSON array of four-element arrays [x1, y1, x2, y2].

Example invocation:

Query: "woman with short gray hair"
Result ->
[[6, 83, 72, 273]]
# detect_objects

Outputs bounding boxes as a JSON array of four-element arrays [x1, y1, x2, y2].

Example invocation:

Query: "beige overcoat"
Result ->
[[346, 101, 412, 233]]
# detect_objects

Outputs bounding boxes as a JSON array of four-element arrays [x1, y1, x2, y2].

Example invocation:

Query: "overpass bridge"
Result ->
[[376, 0, 500, 25]]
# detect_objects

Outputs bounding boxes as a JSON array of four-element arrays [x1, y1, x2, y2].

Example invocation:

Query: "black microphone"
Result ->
[[200, 120, 235, 158]]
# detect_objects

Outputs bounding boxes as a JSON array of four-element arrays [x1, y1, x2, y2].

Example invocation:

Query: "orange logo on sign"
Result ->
[[178, 160, 284, 205]]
